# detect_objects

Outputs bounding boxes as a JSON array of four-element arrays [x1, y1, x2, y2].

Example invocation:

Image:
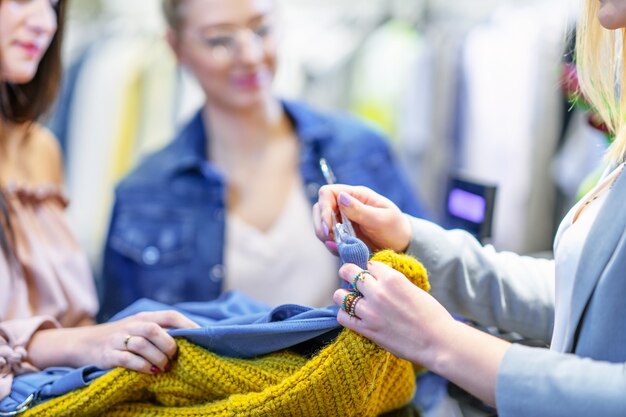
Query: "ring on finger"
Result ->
[[348, 295, 363, 318], [352, 269, 372, 291], [123, 335, 133, 351], [342, 291, 358, 313]]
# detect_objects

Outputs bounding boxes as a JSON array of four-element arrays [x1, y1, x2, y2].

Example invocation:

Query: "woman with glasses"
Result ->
[[100, 0, 427, 318]]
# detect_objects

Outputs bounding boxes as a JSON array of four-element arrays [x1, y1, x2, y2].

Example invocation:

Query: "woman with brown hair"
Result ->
[[0, 0, 197, 401]]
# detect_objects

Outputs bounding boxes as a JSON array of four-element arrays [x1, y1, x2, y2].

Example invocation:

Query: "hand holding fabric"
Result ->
[[334, 256, 510, 406], [333, 260, 454, 366], [28, 311, 199, 375], [313, 185, 412, 254]]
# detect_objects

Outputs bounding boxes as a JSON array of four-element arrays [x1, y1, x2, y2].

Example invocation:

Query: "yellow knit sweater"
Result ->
[[23, 250, 429, 417]]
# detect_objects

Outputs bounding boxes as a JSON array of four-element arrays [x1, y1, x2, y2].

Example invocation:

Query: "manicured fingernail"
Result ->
[[322, 221, 329, 238], [164, 362, 171, 372], [325, 241, 338, 252], [339, 193, 351, 207], [151, 365, 161, 374]]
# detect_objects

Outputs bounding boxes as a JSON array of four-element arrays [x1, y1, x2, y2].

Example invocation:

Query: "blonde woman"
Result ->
[[314, 0, 626, 415], [101, 0, 425, 317]]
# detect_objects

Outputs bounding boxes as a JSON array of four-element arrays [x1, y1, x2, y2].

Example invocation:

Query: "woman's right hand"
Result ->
[[28, 310, 199, 374], [313, 185, 412, 254]]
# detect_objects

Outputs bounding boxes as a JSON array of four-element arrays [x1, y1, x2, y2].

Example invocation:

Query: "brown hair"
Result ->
[[0, 0, 68, 257], [0, 0, 67, 123], [0, 192, 12, 258], [162, 0, 186, 32]]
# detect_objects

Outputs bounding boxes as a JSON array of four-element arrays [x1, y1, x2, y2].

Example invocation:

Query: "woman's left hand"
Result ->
[[333, 261, 456, 366], [334, 261, 511, 406]]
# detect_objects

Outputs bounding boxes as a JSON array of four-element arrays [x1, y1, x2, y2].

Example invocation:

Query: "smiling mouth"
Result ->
[[15, 42, 44, 57], [233, 71, 271, 89]]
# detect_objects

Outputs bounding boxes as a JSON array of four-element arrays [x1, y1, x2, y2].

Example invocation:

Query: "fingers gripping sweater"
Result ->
[[23, 250, 429, 417]]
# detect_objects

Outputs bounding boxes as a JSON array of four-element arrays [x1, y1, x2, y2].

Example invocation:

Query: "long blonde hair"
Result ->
[[576, 0, 626, 163]]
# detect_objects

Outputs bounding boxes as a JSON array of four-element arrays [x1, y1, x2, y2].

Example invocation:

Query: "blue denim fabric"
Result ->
[[1, 292, 340, 412], [110, 291, 340, 358], [100, 99, 426, 320], [0, 366, 106, 414]]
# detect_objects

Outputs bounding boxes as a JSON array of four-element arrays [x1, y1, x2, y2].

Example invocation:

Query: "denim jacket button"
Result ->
[[210, 264, 224, 282], [306, 182, 320, 199], [142, 246, 161, 265]]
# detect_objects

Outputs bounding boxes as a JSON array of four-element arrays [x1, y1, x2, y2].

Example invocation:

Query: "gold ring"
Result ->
[[349, 295, 363, 318], [342, 291, 358, 313], [352, 269, 372, 290], [123, 335, 132, 351]]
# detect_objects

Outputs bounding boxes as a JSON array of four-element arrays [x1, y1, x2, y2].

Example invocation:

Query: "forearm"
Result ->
[[27, 327, 84, 369], [424, 320, 510, 406], [406, 216, 555, 341], [497, 345, 626, 416], [19, 310, 196, 378]]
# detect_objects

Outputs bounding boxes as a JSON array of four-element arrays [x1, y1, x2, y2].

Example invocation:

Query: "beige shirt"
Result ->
[[0, 184, 98, 400], [223, 180, 338, 308]]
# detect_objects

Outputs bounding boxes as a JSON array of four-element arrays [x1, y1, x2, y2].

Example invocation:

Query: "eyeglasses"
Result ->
[[192, 21, 277, 64]]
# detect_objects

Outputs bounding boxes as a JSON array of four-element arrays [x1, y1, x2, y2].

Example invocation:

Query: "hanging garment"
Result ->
[[456, 3, 568, 253], [348, 19, 423, 142]]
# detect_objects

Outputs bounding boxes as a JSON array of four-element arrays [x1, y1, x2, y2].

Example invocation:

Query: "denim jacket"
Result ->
[[99, 100, 426, 320]]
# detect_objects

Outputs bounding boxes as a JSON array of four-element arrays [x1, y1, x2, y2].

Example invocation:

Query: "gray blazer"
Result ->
[[406, 169, 626, 417]]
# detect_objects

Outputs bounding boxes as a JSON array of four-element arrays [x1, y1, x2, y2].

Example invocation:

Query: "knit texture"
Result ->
[[370, 250, 430, 293], [339, 236, 370, 270], [23, 250, 429, 417]]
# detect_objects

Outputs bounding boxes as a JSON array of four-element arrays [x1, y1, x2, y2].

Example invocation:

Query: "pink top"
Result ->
[[0, 184, 98, 400]]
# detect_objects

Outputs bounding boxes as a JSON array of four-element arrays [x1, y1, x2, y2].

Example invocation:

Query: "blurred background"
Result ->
[[53, 0, 602, 274]]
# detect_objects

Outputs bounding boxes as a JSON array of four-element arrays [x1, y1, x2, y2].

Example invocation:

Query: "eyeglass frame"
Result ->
[[184, 17, 278, 65]]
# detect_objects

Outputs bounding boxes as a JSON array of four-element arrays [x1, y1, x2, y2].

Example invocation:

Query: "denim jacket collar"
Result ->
[[166, 99, 333, 178], [169, 110, 207, 175], [283, 100, 333, 145]]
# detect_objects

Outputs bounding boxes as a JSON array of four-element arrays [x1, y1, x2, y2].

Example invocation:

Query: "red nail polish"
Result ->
[[165, 362, 171, 372], [151, 365, 161, 374]]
